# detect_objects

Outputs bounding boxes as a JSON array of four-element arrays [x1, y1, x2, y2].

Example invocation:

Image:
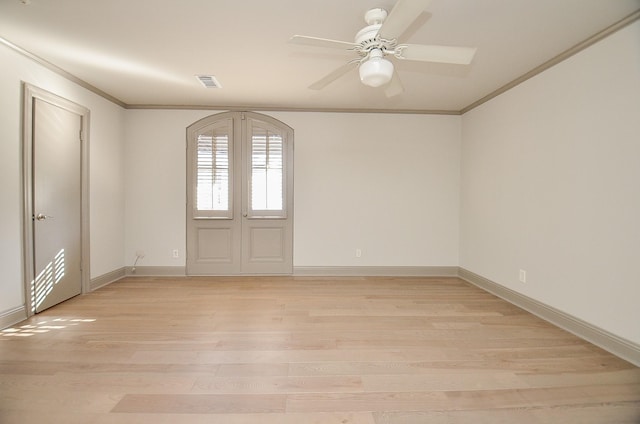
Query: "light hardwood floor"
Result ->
[[1, 276, 638, 423]]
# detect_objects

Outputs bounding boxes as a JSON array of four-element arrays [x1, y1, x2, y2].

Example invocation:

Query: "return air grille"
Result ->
[[196, 75, 222, 88]]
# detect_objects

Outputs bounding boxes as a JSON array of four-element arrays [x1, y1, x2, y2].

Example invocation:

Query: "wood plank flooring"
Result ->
[[1, 276, 638, 423]]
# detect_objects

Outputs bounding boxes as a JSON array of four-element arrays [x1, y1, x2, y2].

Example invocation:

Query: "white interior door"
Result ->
[[32, 98, 83, 312], [186, 112, 293, 275]]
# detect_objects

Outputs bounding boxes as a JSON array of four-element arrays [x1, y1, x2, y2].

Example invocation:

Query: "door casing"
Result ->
[[186, 111, 294, 275], [22, 84, 90, 316]]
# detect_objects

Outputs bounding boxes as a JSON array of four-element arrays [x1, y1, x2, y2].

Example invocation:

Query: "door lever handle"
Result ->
[[35, 213, 54, 221]]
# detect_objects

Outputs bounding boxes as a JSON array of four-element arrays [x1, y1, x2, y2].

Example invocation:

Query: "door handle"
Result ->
[[35, 213, 54, 221]]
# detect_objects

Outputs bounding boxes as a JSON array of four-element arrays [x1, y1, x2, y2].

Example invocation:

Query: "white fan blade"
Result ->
[[385, 71, 404, 97], [396, 44, 477, 64], [289, 35, 357, 50], [309, 61, 359, 90], [378, 0, 432, 40]]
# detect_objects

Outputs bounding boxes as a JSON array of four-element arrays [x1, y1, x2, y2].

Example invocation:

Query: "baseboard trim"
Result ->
[[0, 306, 28, 329], [293, 266, 459, 277], [122, 265, 457, 278], [125, 266, 187, 277], [458, 267, 640, 367], [89, 267, 126, 291]]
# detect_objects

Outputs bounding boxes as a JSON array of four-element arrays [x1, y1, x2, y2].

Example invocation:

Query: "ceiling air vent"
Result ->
[[196, 75, 222, 89]]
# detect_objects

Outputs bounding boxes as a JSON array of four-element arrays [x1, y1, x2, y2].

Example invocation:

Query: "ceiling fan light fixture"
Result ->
[[291, 0, 476, 95], [359, 49, 393, 87]]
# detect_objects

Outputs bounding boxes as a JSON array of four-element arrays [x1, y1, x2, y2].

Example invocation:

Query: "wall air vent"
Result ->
[[196, 75, 222, 88]]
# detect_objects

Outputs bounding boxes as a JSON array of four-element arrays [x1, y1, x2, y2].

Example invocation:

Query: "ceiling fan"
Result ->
[[289, 0, 476, 97]]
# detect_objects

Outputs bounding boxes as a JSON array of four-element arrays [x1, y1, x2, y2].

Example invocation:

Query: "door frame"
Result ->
[[185, 111, 294, 275], [21, 83, 91, 316]]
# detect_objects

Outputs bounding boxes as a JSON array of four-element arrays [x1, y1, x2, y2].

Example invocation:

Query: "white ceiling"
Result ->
[[1, 0, 638, 112]]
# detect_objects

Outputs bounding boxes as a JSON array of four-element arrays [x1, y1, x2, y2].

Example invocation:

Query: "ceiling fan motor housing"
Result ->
[[355, 23, 382, 45], [355, 8, 397, 58]]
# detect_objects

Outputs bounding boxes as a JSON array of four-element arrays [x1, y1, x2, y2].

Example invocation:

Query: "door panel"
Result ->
[[186, 112, 293, 275], [33, 98, 82, 312], [189, 224, 239, 274], [249, 227, 283, 260], [197, 228, 234, 261], [241, 222, 291, 274]]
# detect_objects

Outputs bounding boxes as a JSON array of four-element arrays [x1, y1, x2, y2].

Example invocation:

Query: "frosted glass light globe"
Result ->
[[359, 50, 393, 87]]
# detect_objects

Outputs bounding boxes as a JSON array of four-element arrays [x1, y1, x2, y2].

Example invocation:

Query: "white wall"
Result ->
[[460, 22, 640, 344], [276, 112, 461, 267], [123, 110, 202, 268], [124, 110, 461, 268], [0, 43, 125, 316]]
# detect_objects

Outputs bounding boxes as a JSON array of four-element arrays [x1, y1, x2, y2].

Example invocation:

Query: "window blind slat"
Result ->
[[250, 130, 283, 212], [196, 130, 230, 214]]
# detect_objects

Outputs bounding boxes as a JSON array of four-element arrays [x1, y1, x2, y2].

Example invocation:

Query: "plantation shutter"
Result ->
[[248, 123, 285, 218], [194, 120, 233, 218]]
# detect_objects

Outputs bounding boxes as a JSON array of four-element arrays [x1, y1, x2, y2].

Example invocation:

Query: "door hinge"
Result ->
[[79, 130, 84, 141], [241, 112, 246, 120]]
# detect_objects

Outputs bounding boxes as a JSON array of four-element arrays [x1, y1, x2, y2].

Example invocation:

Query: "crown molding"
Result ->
[[0, 37, 127, 108], [124, 104, 461, 115], [3, 9, 638, 115], [460, 10, 640, 114]]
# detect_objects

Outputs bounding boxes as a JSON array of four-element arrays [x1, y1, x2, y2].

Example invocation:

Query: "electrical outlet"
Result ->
[[135, 250, 145, 258], [172, 249, 179, 258], [355, 248, 362, 258], [519, 269, 527, 283]]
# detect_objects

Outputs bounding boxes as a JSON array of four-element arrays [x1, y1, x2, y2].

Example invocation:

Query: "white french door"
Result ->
[[186, 112, 293, 275]]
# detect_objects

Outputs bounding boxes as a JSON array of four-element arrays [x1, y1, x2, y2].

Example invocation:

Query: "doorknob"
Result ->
[[35, 213, 54, 221]]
